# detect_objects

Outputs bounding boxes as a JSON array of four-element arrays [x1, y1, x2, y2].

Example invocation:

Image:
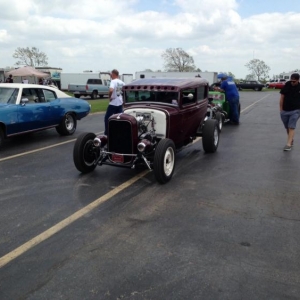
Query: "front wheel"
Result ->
[[153, 139, 176, 184], [254, 87, 259, 91], [73, 132, 98, 173], [56, 113, 77, 135], [202, 119, 220, 153]]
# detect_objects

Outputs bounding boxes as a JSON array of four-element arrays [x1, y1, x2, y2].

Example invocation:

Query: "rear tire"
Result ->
[[56, 113, 77, 136], [215, 111, 223, 131], [74, 94, 80, 98], [153, 139, 176, 184], [202, 119, 219, 153], [73, 132, 98, 173], [91, 91, 97, 99]]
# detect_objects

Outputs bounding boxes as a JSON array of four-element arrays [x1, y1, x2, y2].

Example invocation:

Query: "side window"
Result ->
[[197, 86, 205, 102], [22, 88, 38, 103], [42, 89, 57, 102], [182, 88, 196, 105]]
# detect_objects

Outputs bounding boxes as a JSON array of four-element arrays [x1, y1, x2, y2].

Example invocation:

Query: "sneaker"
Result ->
[[283, 145, 292, 151]]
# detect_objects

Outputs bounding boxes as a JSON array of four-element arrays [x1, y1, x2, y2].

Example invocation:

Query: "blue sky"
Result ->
[[0, 0, 299, 79]]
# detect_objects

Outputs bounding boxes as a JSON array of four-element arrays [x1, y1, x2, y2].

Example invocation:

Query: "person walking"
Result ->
[[104, 69, 125, 135], [215, 75, 240, 124], [279, 73, 300, 151]]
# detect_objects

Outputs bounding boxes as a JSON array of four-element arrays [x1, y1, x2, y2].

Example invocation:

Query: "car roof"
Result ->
[[124, 78, 208, 91], [0, 83, 71, 97]]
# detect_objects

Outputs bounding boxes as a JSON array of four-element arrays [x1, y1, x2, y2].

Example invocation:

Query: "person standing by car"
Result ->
[[279, 73, 300, 151], [104, 69, 125, 135], [5, 74, 13, 83], [215, 75, 240, 124]]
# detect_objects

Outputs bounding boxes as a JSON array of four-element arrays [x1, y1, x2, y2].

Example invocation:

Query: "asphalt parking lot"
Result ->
[[0, 91, 299, 300]]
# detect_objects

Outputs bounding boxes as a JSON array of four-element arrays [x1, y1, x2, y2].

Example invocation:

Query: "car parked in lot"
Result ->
[[235, 80, 265, 91], [268, 81, 285, 89], [266, 79, 286, 88], [0, 83, 91, 149], [73, 78, 220, 184]]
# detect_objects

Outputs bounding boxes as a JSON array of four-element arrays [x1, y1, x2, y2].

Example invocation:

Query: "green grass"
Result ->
[[64, 91, 108, 113], [87, 99, 109, 113]]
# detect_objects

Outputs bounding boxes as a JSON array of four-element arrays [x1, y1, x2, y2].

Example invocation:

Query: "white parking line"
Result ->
[[241, 94, 271, 113], [0, 132, 103, 162], [0, 95, 272, 268], [0, 169, 149, 269]]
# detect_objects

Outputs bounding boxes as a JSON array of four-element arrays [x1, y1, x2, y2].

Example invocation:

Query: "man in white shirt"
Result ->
[[104, 69, 125, 135], [22, 78, 29, 84]]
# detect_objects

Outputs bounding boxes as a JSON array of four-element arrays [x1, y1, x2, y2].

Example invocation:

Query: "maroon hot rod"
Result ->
[[73, 78, 220, 183]]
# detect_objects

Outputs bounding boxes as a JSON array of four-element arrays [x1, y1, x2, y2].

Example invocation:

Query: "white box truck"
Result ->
[[135, 71, 218, 85]]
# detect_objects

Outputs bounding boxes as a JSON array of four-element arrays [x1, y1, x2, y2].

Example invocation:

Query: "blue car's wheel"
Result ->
[[56, 113, 77, 136]]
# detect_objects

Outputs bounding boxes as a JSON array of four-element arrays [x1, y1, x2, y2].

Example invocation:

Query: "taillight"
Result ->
[[86, 84, 88, 90]]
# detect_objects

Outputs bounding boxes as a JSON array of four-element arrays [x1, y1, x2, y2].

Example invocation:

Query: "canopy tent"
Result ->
[[5, 66, 48, 78]]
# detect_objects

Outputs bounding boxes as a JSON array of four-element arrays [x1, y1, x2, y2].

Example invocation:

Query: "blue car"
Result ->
[[0, 83, 91, 148]]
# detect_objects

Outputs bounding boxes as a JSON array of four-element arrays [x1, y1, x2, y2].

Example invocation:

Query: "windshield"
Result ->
[[125, 91, 179, 105], [0, 88, 19, 104]]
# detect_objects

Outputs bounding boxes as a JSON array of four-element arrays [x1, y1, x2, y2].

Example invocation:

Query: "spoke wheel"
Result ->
[[154, 139, 176, 184]]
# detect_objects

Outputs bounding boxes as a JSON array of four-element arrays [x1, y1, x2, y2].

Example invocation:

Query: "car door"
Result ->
[[17, 87, 54, 132], [179, 86, 207, 140]]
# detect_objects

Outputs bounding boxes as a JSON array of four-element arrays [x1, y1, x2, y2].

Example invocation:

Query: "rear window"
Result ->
[[87, 79, 102, 84]]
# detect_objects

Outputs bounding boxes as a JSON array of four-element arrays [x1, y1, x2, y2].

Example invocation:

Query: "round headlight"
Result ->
[[137, 142, 146, 152], [93, 138, 101, 147]]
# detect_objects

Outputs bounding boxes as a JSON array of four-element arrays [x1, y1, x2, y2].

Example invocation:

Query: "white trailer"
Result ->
[[60, 73, 101, 90], [121, 73, 133, 84], [135, 71, 218, 85]]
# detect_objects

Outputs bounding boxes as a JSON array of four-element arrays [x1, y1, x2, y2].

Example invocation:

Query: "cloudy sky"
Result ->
[[0, 0, 299, 79]]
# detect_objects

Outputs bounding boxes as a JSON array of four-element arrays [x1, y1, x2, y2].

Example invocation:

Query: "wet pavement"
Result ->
[[0, 91, 299, 300]]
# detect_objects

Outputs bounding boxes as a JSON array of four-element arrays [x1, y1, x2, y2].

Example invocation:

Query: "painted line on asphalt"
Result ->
[[0, 131, 103, 162], [240, 94, 271, 113], [0, 95, 271, 268], [0, 169, 149, 269]]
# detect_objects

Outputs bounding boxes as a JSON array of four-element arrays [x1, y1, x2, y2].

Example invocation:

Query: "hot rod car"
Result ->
[[73, 78, 220, 184], [207, 91, 241, 129]]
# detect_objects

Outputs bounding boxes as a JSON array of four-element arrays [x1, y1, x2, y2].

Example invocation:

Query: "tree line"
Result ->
[[11, 46, 274, 81]]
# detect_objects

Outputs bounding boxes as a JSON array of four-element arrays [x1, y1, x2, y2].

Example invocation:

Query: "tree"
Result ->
[[13, 47, 48, 67], [245, 59, 270, 81], [228, 72, 235, 79], [161, 48, 197, 72]]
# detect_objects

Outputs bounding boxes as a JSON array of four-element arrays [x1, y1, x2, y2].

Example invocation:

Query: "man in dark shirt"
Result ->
[[5, 74, 13, 83], [279, 73, 300, 151]]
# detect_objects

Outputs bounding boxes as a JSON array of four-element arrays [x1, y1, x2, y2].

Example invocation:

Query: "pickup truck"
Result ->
[[68, 78, 110, 99], [236, 80, 265, 91]]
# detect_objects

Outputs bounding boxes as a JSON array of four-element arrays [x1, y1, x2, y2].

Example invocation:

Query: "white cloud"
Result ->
[[0, 0, 299, 78]]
